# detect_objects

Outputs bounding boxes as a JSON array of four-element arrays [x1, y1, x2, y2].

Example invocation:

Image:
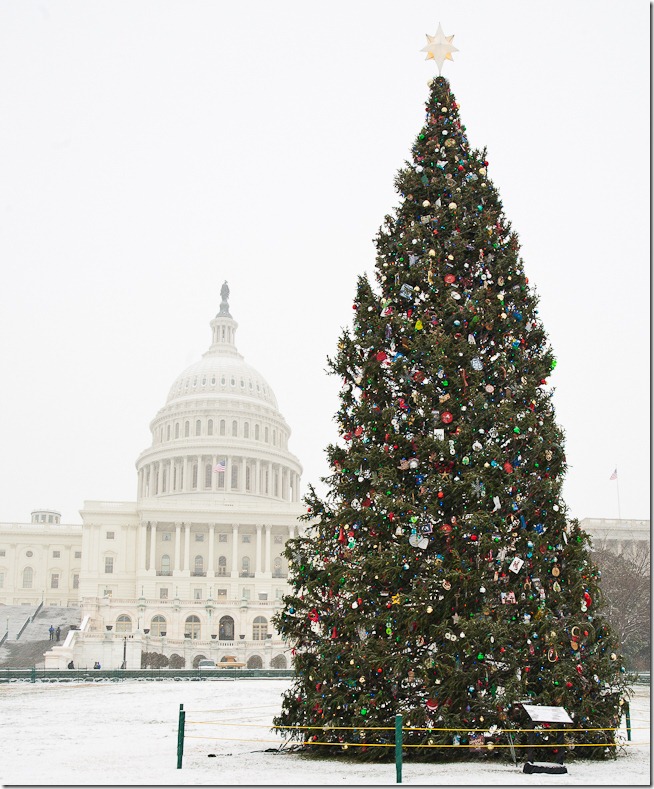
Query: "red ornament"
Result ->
[[338, 527, 346, 543], [583, 592, 592, 608], [331, 627, 338, 639], [426, 699, 439, 710], [441, 411, 453, 424], [375, 351, 387, 362], [503, 462, 513, 473], [308, 609, 319, 622], [444, 273, 456, 284], [566, 681, 573, 688], [576, 664, 583, 675], [354, 426, 364, 437]]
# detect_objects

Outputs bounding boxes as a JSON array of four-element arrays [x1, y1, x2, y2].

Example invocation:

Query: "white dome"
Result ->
[[135, 282, 302, 506]]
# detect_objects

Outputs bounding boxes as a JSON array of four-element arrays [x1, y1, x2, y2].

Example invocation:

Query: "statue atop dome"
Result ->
[[218, 281, 232, 317]]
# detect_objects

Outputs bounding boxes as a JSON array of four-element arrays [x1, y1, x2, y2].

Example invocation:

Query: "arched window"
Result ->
[[22, 566, 33, 588], [247, 654, 263, 669], [160, 554, 171, 575], [192, 654, 208, 669], [241, 556, 250, 576], [207, 419, 213, 436], [273, 557, 283, 578], [150, 615, 166, 636], [217, 459, 225, 489], [194, 555, 204, 576], [174, 423, 180, 439], [232, 420, 238, 437], [116, 614, 132, 633], [220, 420, 226, 436], [245, 464, 251, 491], [253, 616, 268, 640], [185, 615, 201, 640], [244, 422, 249, 438], [218, 555, 227, 577], [184, 421, 190, 437], [255, 424, 260, 440], [231, 463, 239, 490], [271, 654, 287, 669], [264, 426, 269, 443], [195, 420, 201, 436], [166, 424, 171, 441], [173, 466, 177, 491], [162, 469, 167, 493], [218, 615, 234, 640], [205, 463, 212, 488], [192, 464, 198, 489]]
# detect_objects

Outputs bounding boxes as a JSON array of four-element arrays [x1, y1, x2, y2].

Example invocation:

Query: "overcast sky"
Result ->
[[0, 1, 649, 526]]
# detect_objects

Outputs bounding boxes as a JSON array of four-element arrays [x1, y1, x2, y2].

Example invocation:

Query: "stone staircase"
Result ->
[[0, 605, 81, 668]]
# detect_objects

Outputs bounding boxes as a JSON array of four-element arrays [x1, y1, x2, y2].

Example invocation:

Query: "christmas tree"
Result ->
[[273, 36, 629, 761]]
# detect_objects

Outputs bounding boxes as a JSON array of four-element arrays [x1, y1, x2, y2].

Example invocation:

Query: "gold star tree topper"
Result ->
[[421, 23, 458, 74]]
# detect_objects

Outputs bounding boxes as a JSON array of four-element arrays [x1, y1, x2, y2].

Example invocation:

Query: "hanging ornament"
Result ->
[[441, 411, 453, 424]]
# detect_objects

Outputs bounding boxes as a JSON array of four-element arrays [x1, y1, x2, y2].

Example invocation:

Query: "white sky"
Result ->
[[0, 1, 649, 526]]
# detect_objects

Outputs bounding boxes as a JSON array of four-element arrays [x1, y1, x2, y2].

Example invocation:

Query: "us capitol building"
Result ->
[[0, 283, 305, 669]]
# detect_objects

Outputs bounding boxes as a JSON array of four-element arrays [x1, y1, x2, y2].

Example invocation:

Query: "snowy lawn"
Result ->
[[0, 678, 648, 785]]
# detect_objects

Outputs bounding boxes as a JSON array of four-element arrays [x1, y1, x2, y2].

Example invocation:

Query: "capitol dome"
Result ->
[[136, 282, 302, 506]]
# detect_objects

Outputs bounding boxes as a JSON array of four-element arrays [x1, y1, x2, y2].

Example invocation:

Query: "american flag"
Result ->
[[213, 460, 226, 474], [609, 468, 618, 481]]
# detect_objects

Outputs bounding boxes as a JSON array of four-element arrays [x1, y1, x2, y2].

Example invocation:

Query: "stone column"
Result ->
[[265, 524, 272, 576], [183, 457, 189, 492], [289, 523, 296, 540], [169, 458, 174, 492], [277, 465, 282, 498], [156, 462, 162, 495], [208, 524, 215, 577], [149, 523, 157, 572], [174, 522, 182, 572], [255, 525, 262, 575], [212, 455, 218, 491], [231, 525, 239, 577], [240, 457, 246, 492], [255, 460, 261, 494], [197, 455, 202, 489], [139, 523, 148, 572], [183, 523, 191, 572]]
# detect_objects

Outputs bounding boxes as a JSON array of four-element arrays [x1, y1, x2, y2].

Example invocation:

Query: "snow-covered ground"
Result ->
[[0, 679, 649, 786]]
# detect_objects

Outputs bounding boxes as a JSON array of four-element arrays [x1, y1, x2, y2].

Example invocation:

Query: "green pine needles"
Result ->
[[272, 76, 629, 762]]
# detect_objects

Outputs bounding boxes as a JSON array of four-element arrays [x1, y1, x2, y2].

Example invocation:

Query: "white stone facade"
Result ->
[[0, 285, 306, 669]]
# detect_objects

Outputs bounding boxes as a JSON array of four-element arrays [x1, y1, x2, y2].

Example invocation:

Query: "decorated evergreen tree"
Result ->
[[273, 37, 628, 761]]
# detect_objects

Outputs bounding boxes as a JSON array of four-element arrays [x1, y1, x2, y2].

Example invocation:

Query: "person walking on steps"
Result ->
[[48, 625, 54, 641], [55, 626, 61, 642]]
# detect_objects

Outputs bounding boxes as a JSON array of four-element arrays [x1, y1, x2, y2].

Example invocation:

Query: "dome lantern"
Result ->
[[207, 281, 241, 358]]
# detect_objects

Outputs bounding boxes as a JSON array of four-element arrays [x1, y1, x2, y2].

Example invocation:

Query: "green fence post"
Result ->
[[31, 666, 36, 683], [395, 714, 403, 784], [625, 702, 631, 742], [177, 703, 185, 769]]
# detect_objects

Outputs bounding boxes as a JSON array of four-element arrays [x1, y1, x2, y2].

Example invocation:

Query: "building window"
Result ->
[[175, 422, 180, 439], [264, 427, 269, 443], [162, 469, 167, 493], [218, 533, 227, 543], [218, 615, 234, 640], [52, 551, 60, 558], [252, 616, 268, 640], [247, 654, 263, 669], [244, 422, 249, 438], [255, 424, 260, 440], [160, 554, 171, 575], [193, 555, 204, 576], [217, 588, 227, 598], [103, 589, 113, 598], [184, 421, 190, 437], [159, 588, 168, 600], [22, 567, 33, 588], [0, 572, 4, 588], [203, 463, 211, 488], [0, 550, 5, 557], [242, 588, 251, 601], [116, 614, 132, 633], [162, 532, 171, 541], [26, 550, 33, 558], [271, 654, 287, 669], [217, 460, 225, 489], [192, 464, 198, 489], [232, 420, 238, 437], [195, 533, 204, 542], [50, 573, 59, 589], [196, 419, 201, 436], [218, 556, 227, 576], [242, 535, 251, 544], [194, 588, 202, 600], [273, 557, 283, 578], [151, 614, 166, 634], [73, 574, 79, 590], [231, 463, 239, 490], [208, 419, 213, 436], [245, 465, 251, 491], [185, 615, 201, 640], [74, 551, 81, 559], [273, 535, 283, 544], [241, 556, 251, 576], [106, 531, 115, 540], [220, 419, 226, 436], [105, 557, 114, 574]]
